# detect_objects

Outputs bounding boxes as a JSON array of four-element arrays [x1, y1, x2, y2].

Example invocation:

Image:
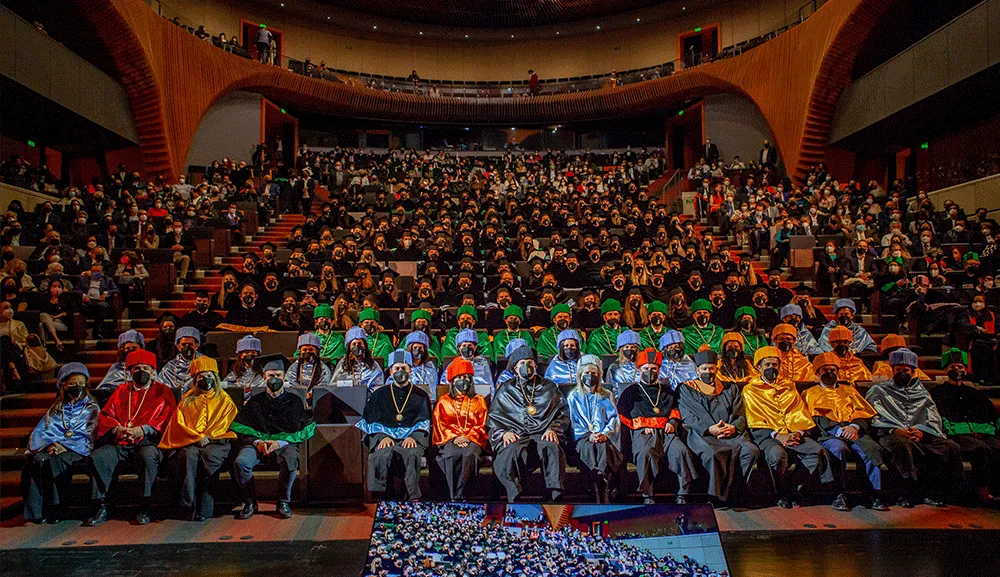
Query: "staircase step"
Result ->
[[0, 427, 33, 450]]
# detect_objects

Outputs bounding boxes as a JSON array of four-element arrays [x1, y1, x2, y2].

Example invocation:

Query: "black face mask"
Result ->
[[301, 351, 316, 363], [623, 348, 637, 362], [224, 281, 236, 291], [459, 346, 476, 359], [892, 372, 912, 387], [517, 363, 535, 380], [665, 348, 682, 360], [283, 304, 295, 312], [834, 344, 850, 356], [947, 369, 965, 383], [555, 319, 569, 331], [711, 297, 724, 308], [507, 319, 521, 331], [243, 295, 255, 306], [642, 370, 658, 385], [66, 385, 85, 399], [350, 344, 365, 357], [392, 369, 409, 384], [820, 372, 838, 387], [724, 348, 741, 359], [740, 319, 754, 331], [266, 377, 283, 392], [195, 303, 208, 313], [762, 367, 779, 381], [777, 341, 793, 353], [180, 347, 196, 360], [410, 348, 425, 363], [452, 376, 473, 395], [196, 376, 213, 391], [561, 347, 579, 361], [838, 315, 851, 326], [699, 372, 714, 384], [581, 373, 598, 390]]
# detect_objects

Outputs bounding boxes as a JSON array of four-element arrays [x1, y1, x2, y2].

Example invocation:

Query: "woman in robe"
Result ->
[[716, 332, 758, 383], [566, 355, 621, 503], [223, 335, 264, 399], [771, 323, 816, 382], [605, 330, 641, 399], [544, 329, 582, 385], [432, 358, 489, 500], [330, 326, 383, 389]]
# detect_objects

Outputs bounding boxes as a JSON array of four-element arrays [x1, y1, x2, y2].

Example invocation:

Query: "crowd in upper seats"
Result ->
[[5, 144, 1000, 525]]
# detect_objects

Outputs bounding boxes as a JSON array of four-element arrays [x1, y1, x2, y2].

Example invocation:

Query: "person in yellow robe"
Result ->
[[827, 325, 872, 382], [717, 332, 759, 383], [743, 346, 834, 508], [160, 356, 237, 521], [432, 358, 489, 500], [803, 353, 887, 512], [870, 334, 929, 384], [771, 324, 816, 383]]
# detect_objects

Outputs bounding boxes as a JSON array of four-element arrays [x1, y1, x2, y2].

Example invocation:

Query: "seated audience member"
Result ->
[[432, 358, 489, 500], [960, 294, 998, 385], [270, 291, 310, 332], [585, 299, 625, 356], [566, 355, 622, 503], [493, 304, 535, 355], [743, 346, 834, 508], [544, 329, 582, 385], [870, 334, 929, 383], [331, 326, 384, 389], [159, 356, 236, 521], [222, 282, 272, 329], [866, 348, 964, 508], [86, 350, 176, 526], [439, 328, 494, 391], [818, 298, 877, 354], [681, 299, 723, 357], [408, 309, 442, 360], [76, 262, 119, 339], [22, 363, 99, 523], [536, 303, 572, 359], [841, 239, 879, 308], [735, 306, 769, 359], [179, 291, 224, 336], [286, 333, 334, 389], [357, 351, 432, 501], [804, 353, 887, 511], [930, 348, 1000, 505], [639, 300, 669, 349], [716, 333, 758, 383], [488, 346, 569, 502], [300, 303, 346, 361], [826, 325, 872, 382], [657, 330, 698, 389], [396, 331, 439, 398], [98, 330, 148, 390], [605, 330, 641, 398], [358, 307, 395, 360], [223, 335, 264, 393], [149, 313, 179, 364], [779, 304, 822, 357], [677, 351, 760, 508], [772, 323, 816, 382], [617, 348, 697, 504], [442, 305, 494, 361], [231, 355, 315, 519], [495, 338, 528, 387], [158, 326, 203, 392]]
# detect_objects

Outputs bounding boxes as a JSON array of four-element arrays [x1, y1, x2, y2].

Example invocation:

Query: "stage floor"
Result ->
[[2, 504, 1000, 577]]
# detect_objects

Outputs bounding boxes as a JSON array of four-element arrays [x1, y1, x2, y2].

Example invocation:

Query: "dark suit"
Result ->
[[703, 142, 720, 165], [759, 146, 777, 168]]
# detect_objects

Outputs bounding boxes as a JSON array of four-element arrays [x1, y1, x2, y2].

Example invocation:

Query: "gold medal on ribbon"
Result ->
[[395, 413, 404, 422], [526, 405, 537, 416]]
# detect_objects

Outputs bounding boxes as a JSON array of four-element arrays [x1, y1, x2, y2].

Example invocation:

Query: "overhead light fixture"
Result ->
[[372, 25, 377, 30], [327, 16, 331, 20], [511, 34, 515, 38], [596, 25, 601, 30], [279, 2, 284, 6], [510, 127, 516, 131], [464, 34, 469, 38], [556, 31, 560, 35], [636, 18, 641, 22], [419, 31, 424, 35]]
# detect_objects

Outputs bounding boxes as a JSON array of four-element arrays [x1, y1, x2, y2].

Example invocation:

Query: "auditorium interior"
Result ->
[[1, 0, 1000, 575]]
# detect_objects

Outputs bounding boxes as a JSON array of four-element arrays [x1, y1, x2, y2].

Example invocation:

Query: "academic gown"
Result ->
[[835, 353, 873, 382], [639, 325, 668, 350], [681, 324, 724, 357], [544, 356, 579, 386], [658, 356, 699, 390], [432, 392, 489, 500], [617, 382, 697, 496], [330, 358, 383, 390], [292, 330, 345, 362], [388, 362, 439, 401], [870, 361, 929, 383], [356, 384, 432, 499], [535, 326, 564, 359], [607, 361, 639, 398], [818, 321, 877, 353], [566, 389, 623, 477], [716, 358, 759, 383], [98, 362, 158, 390], [777, 349, 816, 383], [367, 332, 395, 362], [286, 358, 335, 389], [439, 357, 493, 391], [493, 329, 536, 356], [585, 325, 624, 357], [929, 383, 1000, 488], [441, 328, 495, 361], [803, 383, 883, 491], [158, 353, 200, 392], [796, 327, 823, 357]]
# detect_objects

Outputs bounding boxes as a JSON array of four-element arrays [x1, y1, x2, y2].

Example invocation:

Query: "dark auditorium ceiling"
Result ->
[[311, 0, 670, 28]]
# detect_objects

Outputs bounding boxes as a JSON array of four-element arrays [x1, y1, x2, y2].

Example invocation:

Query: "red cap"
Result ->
[[636, 348, 662, 367], [125, 349, 157, 371], [446, 358, 475, 382]]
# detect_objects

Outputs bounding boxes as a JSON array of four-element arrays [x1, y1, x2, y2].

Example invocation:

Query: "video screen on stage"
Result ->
[[362, 501, 731, 576]]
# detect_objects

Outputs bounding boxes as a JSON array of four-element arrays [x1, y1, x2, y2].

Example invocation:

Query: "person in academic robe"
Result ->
[[544, 329, 582, 385], [301, 303, 346, 362], [231, 355, 315, 520], [286, 333, 335, 389], [870, 334, 930, 383], [487, 346, 570, 502], [86, 350, 177, 526], [493, 304, 536, 356], [778, 304, 822, 357], [826, 325, 872, 381], [22, 363, 99, 523], [432, 358, 489, 500], [681, 300, 724, 357], [393, 331, 439, 400], [771, 324, 816, 383], [356, 350, 432, 501], [743, 346, 834, 508], [639, 301, 669, 350], [804, 353, 886, 512], [930, 348, 1000, 505], [159, 356, 237, 521], [735, 306, 769, 359], [657, 330, 697, 389], [439, 328, 493, 390], [358, 307, 395, 360], [567, 355, 622, 503], [495, 338, 528, 387], [584, 299, 625, 357], [331, 327, 384, 389], [536, 303, 573, 360], [441, 305, 495, 361], [818, 299, 877, 354], [223, 335, 264, 398], [865, 348, 964, 508], [677, 351, 761, 507], [157, 326, 204, 392], [97, 330, 149, 390], [716, 333, 759, 383], [618, 348, 698, 504], [409, 309, 442, 360], [606, 330, 641, 398]]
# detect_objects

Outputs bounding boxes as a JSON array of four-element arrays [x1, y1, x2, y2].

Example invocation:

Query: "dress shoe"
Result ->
[[84, 504, 108, 527], [192, 514, 207, 522], [675, 495, 687, 505], [643, 496, 656, 505], [276, 501, 292, 519], [135, 511, 151, 525], [832, 493, 850, 511], [922, 497, 946, 508], [869, 497, 889, 512], [237, 500, 257, 520], [896, 497, 914, 509], [776, 498, 793, 509]]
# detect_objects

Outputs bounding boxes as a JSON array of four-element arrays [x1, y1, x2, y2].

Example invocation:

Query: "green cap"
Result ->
[[457, 305, 478, 321], [503, 304, 524, 320], [550, 303, 571, 320], [601, 299, 622, 314], [735, 306, 756, 320], [941, 347, 968, 367], [964, 252, 980, 262], [313, 303, 333, 319], [646, 300, 667, 315], [411, 309, 432, 322], [359, 308, 380, 323], [690, 299, 713, 313]]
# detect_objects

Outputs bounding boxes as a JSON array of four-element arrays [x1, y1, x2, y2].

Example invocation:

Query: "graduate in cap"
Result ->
[[585, 299, 625, 356], [439, 328, 494, 390], [160, 356, 237, 521], [488, 345, 570, 502], [870, 334, 930, 383], [87, 350, 176, 526], [97, 330, 148, 390], [23, 363, 99, 523], [743, 346, 834, 508], [286, 333, 335, 389], [441, 305, 495, 361], [495, 338, 528, 389], [493, 304, 536, 355], [331, 326, 384, 390], [358, 307, 395, 360], [778, 304, 822, 357], [544, 329, 582, 385], [818, 298, 877, 354], [716, 333, 758, 383], [866, 348, 963, 507], [606, 330, 641, 398], [396, 331, 439, 400], [300, 303, 346, 361], [223, 335, 264, 396], [771, 324, 816, 383], [735, 306, 769, 358], [677, 351, 760, 507], [536, 303, 573, 359], [408, 309, 442, 360], [231, 354, 315, 519], [681, 299, 723, 357], [826, 325, 872, 382], [657, 330, 698, 390], [639, 300, 669, 349], [158, 326, 203, 392], [357, 350, 432, 501], [617, 348, 698, 504], [803, 352, 886, 511], [566, 354, 622, 503], [432, 358, 489, 500]]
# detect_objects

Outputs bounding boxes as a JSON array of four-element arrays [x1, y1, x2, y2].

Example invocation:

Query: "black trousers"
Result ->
[[165, 441, 231, 518], [493, 435, 565, 502], [574, 436, 623, 478], [685, 433, 760, 501], [22, 450, 84, 521], [878, 433, 963, 500], [756, 436, 834, 499], [89, 441, 162, 500], [368, 444, 425, 500], [950, 434, 1000, 490], [233, 443, 300, 502], [630, 429, 697, 497], [433, 440, 482, 500]]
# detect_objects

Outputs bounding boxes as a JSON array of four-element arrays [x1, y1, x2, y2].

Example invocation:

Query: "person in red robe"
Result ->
[[432, 358, 489, 500], [85, 349, 176, 526]]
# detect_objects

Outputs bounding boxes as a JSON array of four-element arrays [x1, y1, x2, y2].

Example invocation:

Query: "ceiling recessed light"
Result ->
[[636, 18, 641, 22], [682, 6, 686, 10], [596, 25, 601, 30], [556, 31, 560, 35], [419, 31, 423, 35], [464, 34, 469, 38], [372, 25, 377, 30], [510, 34, 515, 38], [279, 2, 284, 6], [327, 16, 331, 20]]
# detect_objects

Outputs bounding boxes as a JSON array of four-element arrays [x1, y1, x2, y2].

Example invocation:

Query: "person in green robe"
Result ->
[[293, 304, 344, 361], [639, 300, 668, 350], [585, 299, 625, 357], [441, 305, 494, 361], [681, 299, 724, 356], [536, 303, 572, 360], [409, 309, 442, 360], [735, 306, 769, 358], [359, 307, 395, 361], [493, 304, 536, 355]]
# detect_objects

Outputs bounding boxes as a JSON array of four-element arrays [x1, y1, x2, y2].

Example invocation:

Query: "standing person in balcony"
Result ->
[[256, 24, 273, 64], [528, 69, 540, 96]]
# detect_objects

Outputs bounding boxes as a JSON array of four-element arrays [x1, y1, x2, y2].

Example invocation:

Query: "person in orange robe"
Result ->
[[771, 323, 816, 383], [432, 358, 489, 500], [827, 325, 872, 382], [159, 356, 237, 521], [716, 332, 759, 383], [870, 334, 929, 384], [743, 346, 834, 508]]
